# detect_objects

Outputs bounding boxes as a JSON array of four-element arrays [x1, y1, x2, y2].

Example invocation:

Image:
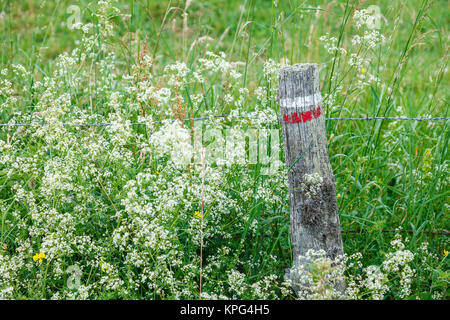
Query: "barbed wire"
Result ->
[[226, 229, 449, 238], [325, 116, 449, 121], [1, 115, 448, 237], [0, 115, 449, 128], [341, 229, 449, 236]]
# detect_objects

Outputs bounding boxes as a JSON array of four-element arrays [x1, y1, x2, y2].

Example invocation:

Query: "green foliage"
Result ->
[[0, 0, 448, 299]]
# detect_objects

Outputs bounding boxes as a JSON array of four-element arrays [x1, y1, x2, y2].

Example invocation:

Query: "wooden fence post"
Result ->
[[277, 63, 344, 290]]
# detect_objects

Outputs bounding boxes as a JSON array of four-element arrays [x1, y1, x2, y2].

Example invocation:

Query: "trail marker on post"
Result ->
[[278, 63, 344, 291]]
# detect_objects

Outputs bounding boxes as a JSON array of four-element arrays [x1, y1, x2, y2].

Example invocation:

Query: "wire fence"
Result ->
[[228, 229, 449, 239], [1, 114, 448, 237], [0, 115, 449, 127], [341, 229, 449, 236]]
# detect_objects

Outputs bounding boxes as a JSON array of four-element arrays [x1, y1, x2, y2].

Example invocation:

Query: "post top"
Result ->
[[278, 63, 321, 100], [278, 63, 318, 80]]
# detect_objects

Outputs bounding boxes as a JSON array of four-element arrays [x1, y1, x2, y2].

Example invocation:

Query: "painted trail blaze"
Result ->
[[282, 107, 322, 124]]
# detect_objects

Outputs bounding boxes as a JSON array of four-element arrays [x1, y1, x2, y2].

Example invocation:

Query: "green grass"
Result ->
[[0, 0, 448, 299]]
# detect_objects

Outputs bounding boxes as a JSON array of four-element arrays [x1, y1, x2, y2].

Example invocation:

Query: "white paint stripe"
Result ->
[[279, 93, 323, 109]]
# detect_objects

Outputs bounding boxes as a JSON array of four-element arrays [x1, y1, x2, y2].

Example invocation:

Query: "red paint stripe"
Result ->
[[301, 110, 312, 122], [282, 107, 322, 123]]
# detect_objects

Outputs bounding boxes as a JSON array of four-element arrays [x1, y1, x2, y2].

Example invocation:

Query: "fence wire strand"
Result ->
[[1, 114, 448, 237], [0, 115, 449, 128]]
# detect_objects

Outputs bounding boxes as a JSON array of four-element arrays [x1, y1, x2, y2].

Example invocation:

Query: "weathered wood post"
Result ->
[[278, 63, 344, 290]]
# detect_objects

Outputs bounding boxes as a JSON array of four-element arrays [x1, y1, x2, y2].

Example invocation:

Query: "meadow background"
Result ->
[[0, 0, 448, 299]]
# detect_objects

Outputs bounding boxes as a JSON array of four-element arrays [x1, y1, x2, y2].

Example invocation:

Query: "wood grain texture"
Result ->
[[278, 64, 344, 290]]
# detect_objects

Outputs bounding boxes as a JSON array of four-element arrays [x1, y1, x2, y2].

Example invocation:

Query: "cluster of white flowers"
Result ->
[[287, 234, 431, 300], [0, 39, 289, 297], [319, 34, 347, 55], [96, 0, 121, 37], [351, 30, 385, 49], [290, 249, 346, 300], [262, 59, 279, 80], [0, 0, 445, 301], [225, 270, 284, 299], [322, 85, 345, 113], [164, 62, 191, 87], [381, 235, 415, 298], [361, 265, 388, 300], [149, 120, 194, 167], [319, 5, 388, 105], [353, 8, 385, 31], [198, 51, 242, 80], [345, 235, 420, 300], [301, 172, 324, 199], [254, 60, 279, 109]]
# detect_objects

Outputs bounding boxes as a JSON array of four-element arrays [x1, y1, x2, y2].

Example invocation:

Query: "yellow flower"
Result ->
[[361, 67, 366, 74], [156, 171, 160, 175], [337, 193, 342, 199], [33, 252, 46, 264], [444, 249, 448, 256], [194, 211, 202, 219], [101, 262, 110, 272]]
